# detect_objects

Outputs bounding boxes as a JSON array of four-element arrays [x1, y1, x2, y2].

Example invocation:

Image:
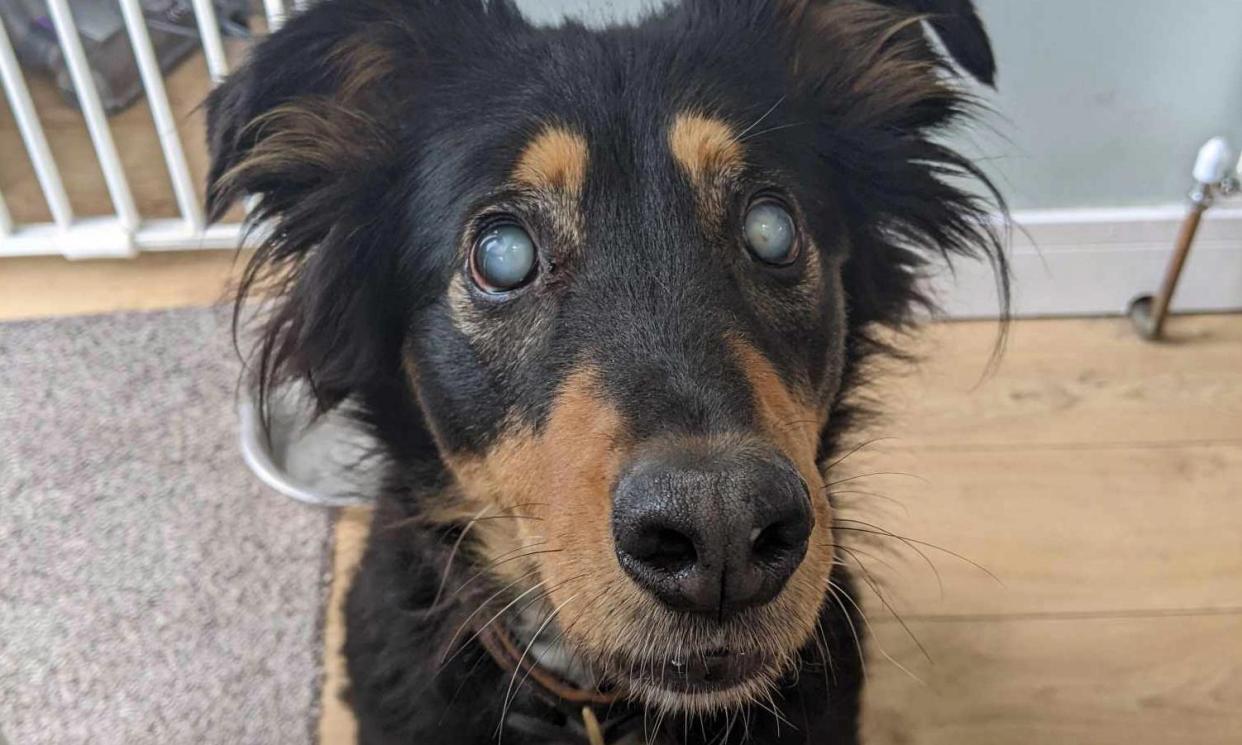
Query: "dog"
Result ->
[[206, 1, 1004, 742]]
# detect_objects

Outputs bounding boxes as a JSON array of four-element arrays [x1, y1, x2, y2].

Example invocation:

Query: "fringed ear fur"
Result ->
[[208, 1, 536, 420], [779, 0, 1007, 316], [793, 0, 996, 85], [879, 0, 996, 85], [206, 1, 417, 417]]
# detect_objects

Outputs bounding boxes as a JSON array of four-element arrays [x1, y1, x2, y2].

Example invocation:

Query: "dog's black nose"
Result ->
[[611, 446, 812, 618]]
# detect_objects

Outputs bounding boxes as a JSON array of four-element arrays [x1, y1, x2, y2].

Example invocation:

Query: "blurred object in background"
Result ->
[[0, 0, 250, 114], [239, 381, 381, 509]]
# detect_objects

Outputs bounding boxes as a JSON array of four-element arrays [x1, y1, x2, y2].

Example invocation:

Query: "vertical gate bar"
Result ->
[[118, 0, 205, 232], [0, 18, 74, 229], [190, 0, 229, 83], [263, 0, 287, 32], [0, 189, 13, 236], [46, 0, 140, 233]]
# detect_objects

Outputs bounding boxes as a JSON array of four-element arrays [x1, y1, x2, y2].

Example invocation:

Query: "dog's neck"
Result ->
[[481, 614, 602, 698], [504, 603, 600, 689], [480, 609, 665, 744]]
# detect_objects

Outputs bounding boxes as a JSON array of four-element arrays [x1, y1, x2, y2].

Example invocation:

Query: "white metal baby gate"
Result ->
[[0, 0, 304, 259]]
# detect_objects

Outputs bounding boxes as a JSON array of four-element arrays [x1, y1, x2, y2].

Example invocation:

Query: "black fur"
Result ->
[[207, 1, 1005, 742], [873, 0, 996, 84]]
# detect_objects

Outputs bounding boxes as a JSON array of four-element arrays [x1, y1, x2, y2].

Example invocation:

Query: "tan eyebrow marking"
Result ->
[[512, 125, 589, 193], [669, 112, 744, 181]]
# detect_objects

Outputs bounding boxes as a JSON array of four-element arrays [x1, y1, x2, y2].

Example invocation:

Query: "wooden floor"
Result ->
[[6, 255, 1240, 744], [849, 318, 1242, 744]]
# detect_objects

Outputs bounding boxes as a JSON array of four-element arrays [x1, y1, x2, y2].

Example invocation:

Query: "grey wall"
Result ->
[[514, 0, 1242, 211], [967, 0, 1242, 210]]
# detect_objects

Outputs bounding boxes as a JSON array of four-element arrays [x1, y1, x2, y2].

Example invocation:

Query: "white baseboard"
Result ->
[[929, 204, 1242, 319]]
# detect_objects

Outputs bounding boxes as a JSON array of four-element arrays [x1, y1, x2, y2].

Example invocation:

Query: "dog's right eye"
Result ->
[[743, 201, 798, 266], [471, 224, 537, 293]]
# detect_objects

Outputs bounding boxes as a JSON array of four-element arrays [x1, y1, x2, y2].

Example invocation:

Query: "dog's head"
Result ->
[[208, 0, 1001, 714]]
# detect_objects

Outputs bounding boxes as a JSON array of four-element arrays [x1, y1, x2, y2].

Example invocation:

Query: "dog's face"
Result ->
[[208, 0, 999, 714], [425, 106, 848, 711]]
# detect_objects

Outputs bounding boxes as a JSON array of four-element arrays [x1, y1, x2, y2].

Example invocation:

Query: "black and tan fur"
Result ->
[[206, 1, 1005, 742]]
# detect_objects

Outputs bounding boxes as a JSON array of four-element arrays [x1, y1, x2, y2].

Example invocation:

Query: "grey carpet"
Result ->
[[0, 307, 334, 745]]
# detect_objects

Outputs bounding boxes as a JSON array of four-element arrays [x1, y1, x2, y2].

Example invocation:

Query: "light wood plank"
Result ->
[[861, 614, 1242, 745], [319, 507, 368, 745], [878, 316, 1242, 448], [0, 251, 244, 321], [834, 444, 1242, 617]]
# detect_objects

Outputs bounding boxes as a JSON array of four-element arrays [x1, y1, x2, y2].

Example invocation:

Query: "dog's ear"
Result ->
[[205, 1, 407, 223], [769, 0, 1008, 325], [206, 1, 410, 414], [870, 0, 995, 85], [787, 0, 995, 87], [207, 2, 523, 415]]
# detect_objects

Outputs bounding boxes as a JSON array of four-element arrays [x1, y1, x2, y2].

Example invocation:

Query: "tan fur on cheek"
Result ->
[[726, 336, 835, 638], [726, 337, 825, 481], [512, 126, 589, 194], [440, 367, 632, 600]]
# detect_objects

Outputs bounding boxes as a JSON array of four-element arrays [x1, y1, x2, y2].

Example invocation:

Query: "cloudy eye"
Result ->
[[472, 224, 537, 292], [743, 201, 798, 266]]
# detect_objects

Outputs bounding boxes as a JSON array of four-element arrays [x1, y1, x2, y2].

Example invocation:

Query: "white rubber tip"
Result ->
[[1193, 136, 1233, 184]]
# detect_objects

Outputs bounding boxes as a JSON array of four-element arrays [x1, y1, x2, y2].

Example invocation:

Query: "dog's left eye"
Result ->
[[471, 224, 537, 292], [743, 201, 798, 266]]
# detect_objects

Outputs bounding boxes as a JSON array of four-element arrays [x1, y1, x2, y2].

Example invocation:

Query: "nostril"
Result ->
[[751, 519, 809, 564], [630, 527, 697, 574]]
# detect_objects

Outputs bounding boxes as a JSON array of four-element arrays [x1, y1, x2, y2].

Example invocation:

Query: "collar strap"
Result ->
[[476, 621, 620, 708]]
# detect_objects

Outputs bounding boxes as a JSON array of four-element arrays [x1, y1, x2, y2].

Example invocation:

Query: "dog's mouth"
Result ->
[[628, 647, 768, 694], [593, 642, 783, 713]]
